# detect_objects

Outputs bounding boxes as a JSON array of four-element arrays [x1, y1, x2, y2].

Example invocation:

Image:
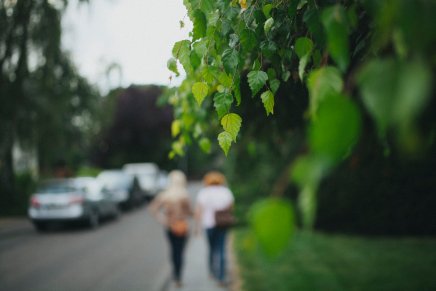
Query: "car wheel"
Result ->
[[88, 210, 100, 229], [112, 206, 121, 220], [33, 221, 47, 232]]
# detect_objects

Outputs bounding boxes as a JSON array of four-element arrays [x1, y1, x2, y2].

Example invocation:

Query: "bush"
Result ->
[[76, 166, 102, 177], [0, 172, 36, 216]]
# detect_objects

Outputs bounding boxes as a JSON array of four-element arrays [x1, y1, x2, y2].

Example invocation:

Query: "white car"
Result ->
[[122, 163, 160, 200], [28, 177, 119, 231], [96, 170, 142, 209]]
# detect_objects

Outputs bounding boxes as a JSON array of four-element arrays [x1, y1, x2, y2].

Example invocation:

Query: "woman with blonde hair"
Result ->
[[148, 170, 192, 288], [195, 171, 235, 286]]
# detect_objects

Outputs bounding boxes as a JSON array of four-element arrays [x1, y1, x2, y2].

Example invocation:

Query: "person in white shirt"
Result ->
[[195, 171, 234, 286]]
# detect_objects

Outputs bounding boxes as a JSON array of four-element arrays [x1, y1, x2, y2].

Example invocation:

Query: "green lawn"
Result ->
[[234, 230, 436, 291]]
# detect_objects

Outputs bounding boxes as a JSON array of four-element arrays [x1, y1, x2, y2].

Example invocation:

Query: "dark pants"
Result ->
[[166, 230, 187, 281], [206, 227, 227, 282]]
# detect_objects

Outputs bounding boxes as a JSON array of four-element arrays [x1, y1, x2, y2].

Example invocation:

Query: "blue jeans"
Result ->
[[206, 227, 227, 282], [166, 230, 187, 281]]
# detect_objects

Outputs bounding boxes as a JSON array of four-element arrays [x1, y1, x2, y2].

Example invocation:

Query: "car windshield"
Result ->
[[37, 180, 76, 194], [97, 173, 130, 190]]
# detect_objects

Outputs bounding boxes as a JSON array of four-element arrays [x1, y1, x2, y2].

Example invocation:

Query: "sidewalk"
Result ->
[[165, 232, 239, 291]]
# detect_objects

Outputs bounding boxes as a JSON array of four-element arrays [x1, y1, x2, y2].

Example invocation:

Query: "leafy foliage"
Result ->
[[167, 0, 436, 253]]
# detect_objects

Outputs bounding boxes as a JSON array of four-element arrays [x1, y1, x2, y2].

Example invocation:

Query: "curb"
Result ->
[[228, 231, 242, 291]]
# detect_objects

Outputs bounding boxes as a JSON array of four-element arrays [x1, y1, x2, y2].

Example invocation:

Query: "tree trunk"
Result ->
[[0, 125, 15, 206]]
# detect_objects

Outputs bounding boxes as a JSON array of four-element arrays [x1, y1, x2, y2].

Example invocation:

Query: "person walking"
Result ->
[[195, 171, 235, 286], [148, 170, 192, 288]]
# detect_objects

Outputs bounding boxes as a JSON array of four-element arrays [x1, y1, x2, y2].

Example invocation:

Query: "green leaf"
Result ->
[[190, 51, 201, 70], [260, 90, 274, 116], [167, 58, 179, 77], [193, 9, 207, 40], [234, 75, 242, 106], [282, 70, 291, 82], [298, 54, 310, 81], [322, 5, 349, 71], [269, 79, 280, 94], [192, 82, 209, 105], [221, 113, 242, 141], [394, 61, 432, 127], [247, 70, 268, 96], [218, 131, 233, 156], [267, 68, 277, 80], [288, 0, 299, 19], [221, 18, 232, 36], [222, 48, 239, 74], [172, 39, 189, 58], [207, 9, 220, 26], [298, 186, 317, 230], [172, 140, 185, 156], [229, 33, 239, 48], [200, 0, 214, 14], [307, 66, 343, 116], [252, 59, 261, 71], [357, 58, 432, 141], [250, 198, 295, 257], [291, 154, 333, 230], [218, 72, 233, 88], [303, 8, 326, 47], [295, 37, 313, 59], [199, 137, 211, 153], [171, 120, 181, 137], [216, 85, 225, 93], [172, 40, 192, 74], [309, 94, 362, 161], [295, 37, 313, 80], [214, 92, 233, 119], [261, 41, 278, 57], [262, 4, 273, 18], [193, 39, 208, 58], [240, 29, 257, 53], [264, 17, 274, 34], [201, 66, 219, 84]]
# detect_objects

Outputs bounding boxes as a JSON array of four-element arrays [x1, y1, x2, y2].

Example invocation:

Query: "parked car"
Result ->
[[157, 170, 168, 192], [28, 177, 119, 231], [96, 170, 142, 209], [122, 163, 160, 200]]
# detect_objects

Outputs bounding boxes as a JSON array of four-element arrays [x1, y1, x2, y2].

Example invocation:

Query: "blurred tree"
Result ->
[[90, 85, 175, 170], [0, 0, 98, 210]]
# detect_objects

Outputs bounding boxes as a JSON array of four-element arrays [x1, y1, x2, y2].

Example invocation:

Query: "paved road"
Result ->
[[0, 201, 170, 291], [0, 182, 206, 291], [0, 183, 205, 291]]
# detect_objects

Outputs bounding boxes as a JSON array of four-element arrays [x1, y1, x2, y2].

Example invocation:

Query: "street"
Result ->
[[0, 205, 171, 291], [0, 182, 205, 291]]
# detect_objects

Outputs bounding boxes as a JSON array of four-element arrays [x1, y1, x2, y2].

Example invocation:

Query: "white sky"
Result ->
[[62, 0, 192, 93]]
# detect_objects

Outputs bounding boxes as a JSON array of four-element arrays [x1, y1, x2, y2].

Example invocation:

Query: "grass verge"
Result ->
[[234, 229, 436, 291]]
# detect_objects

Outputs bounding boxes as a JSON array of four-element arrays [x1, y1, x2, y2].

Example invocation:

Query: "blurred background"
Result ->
[[1, 0, 436, 291]]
